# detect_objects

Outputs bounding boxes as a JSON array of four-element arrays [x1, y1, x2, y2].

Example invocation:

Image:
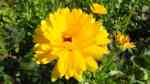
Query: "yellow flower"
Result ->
[[33, 8, 110, 81], [90, 3, 107, 15], [115, 32, 135, 49]]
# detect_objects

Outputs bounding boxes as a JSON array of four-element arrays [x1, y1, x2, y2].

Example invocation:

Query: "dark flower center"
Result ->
[[63, 36, 72, 42]]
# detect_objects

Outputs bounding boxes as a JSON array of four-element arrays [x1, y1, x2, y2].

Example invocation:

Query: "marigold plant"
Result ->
[[33, 8, 110, 81]]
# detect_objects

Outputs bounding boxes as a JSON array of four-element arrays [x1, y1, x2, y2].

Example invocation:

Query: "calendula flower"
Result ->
[[90, 3, 107, 15], [115, 32, 135, 49], [33, 8, 110, 81]]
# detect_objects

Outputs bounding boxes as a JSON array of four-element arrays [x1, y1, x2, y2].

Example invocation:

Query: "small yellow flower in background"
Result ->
[[90, 3, 107, 15], [33, 8, 110, 81], [115, 32, 135, 49]]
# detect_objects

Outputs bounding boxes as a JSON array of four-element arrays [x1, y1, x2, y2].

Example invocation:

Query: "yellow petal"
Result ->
[[90, 3, 107, 15], [56, 50, 69, 76], [74, 73, 82, 81], [33, 43, 57, 64], [51, 66, 61, 82], [86, 57, 98, 72], [83, 45, 109, 60], [124, 42, 135, 49]]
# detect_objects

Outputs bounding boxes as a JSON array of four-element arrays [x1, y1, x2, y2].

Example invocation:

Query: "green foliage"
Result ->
[[0, 0, 150, 84]]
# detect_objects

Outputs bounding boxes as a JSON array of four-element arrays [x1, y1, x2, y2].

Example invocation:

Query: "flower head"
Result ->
[[33, 8, 110, 81], [115, 32, 135, 49], [90, 3, 107, 15]]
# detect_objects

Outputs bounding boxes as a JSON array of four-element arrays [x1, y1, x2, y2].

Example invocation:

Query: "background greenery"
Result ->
[[0, 0, 150, 84]]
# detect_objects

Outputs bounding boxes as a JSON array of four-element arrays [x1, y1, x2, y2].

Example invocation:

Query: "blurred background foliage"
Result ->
[[0, 0, 150, 84]]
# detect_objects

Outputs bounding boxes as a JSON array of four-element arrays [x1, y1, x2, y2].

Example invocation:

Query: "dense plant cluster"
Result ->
[[0, 0, 150, 84]]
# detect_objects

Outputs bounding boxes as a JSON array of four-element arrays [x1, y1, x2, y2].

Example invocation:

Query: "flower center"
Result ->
[[63, 36, 72, 42]]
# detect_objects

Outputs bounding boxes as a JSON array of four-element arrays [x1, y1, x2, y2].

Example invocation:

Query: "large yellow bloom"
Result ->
[[33, 8, 110, 81], [115, 32, 135, 49]]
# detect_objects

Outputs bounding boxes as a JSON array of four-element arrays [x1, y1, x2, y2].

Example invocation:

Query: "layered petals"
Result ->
[[33, 8, 110, 81]]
